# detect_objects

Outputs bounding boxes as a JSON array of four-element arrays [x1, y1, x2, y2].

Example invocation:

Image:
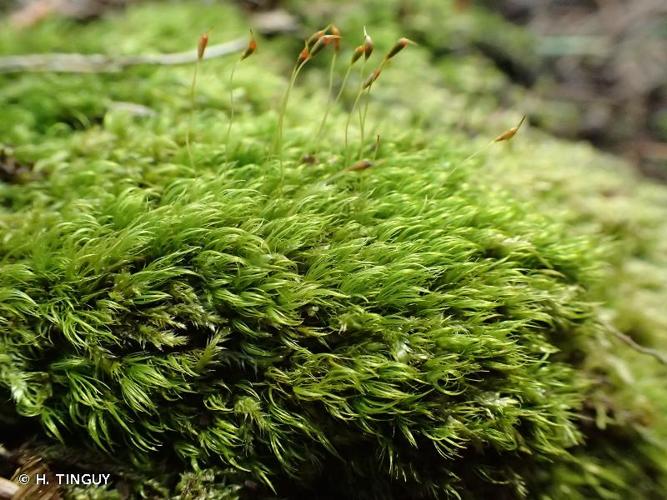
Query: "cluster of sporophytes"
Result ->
[[184, 22, 420, 170], [1, 2, 667, 499]]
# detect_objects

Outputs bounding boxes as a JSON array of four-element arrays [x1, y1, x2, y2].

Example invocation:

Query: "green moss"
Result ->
[[1, 1, 667, 499]]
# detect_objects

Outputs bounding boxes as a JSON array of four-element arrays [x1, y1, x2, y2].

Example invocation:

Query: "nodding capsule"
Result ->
[[297, 46, 311, 64], [351, 45, 364, 65], [385, 37, 416, 61], [310, 35, 340, 57], [240, 30, 257, 61], [494, 116, 527, 143], [362, 68, 382, 89], [197, 32, 209, 61], [362, 27, 374, 60], [306, 29, 326, 50], [330, 25, 341, 52]]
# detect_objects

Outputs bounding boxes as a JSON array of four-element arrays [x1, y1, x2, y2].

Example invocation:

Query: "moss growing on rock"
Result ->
[[1, 2, 667, 499]]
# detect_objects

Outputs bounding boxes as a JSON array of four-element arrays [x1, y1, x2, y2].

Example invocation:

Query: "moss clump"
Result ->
[[1, 155, 602, 498], [1, 2, 667, 499]]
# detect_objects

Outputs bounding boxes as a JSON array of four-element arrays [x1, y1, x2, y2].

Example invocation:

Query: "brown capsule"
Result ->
[[310, 35, 340, 57], [306, 29, 325, 50], [362, 67, 382, 89], [330, 25, 341, 52], [346, 159, 374, 171], [493, 115, 527, 143], [240, 29, 257, 61], [351, 45, 364, 65], [197, 31, 210, 61], [385, 37, 416, 61], [297, 46, 311, 64], [362, 27, 374, 60]]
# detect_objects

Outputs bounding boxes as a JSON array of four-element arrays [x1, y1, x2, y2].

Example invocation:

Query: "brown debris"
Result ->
[[346, 159, 374, 171], [0, 148, 35, 184]]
